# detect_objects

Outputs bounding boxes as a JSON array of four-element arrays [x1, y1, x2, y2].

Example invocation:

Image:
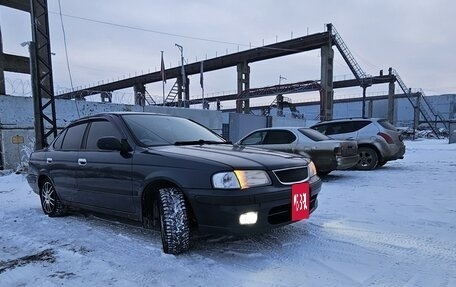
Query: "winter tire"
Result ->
[[40, 179, 67, 217], [356, 147, 378, 170], [158, 187, 190, 255]]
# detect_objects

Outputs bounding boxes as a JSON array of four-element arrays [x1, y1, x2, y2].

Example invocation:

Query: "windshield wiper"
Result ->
[[174, 139, 230, 146]]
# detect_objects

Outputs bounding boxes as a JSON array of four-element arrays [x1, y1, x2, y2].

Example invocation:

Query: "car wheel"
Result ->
[[158, 187, 190, 255], [356, 147, 378, 170], [40, 179, 67, 217]]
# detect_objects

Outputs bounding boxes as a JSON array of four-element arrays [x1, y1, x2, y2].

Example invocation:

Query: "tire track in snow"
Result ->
[[311, 221, 456, 266]]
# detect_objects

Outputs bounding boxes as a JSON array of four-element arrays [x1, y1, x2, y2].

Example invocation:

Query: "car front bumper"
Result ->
[[184, 175, 322, 234]]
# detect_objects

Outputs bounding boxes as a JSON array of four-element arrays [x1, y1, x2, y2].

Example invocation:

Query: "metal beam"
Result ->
[[186, 75, 394, 106], [333, 74, 394, 89], [56, 32, 331, 99], [3, 53, 30, 74], [222, 92, 421, 112], [0, 0, 30, 12]]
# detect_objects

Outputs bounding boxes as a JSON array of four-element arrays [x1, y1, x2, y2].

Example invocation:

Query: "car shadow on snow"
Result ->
[[190, 223, 314, 257], [319, 172, 356, 182], [55, 207, 327, 258]]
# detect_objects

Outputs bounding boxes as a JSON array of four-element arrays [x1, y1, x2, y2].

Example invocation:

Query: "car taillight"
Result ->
[[334, 147, 341, 156], [378, 132, 393, 144]]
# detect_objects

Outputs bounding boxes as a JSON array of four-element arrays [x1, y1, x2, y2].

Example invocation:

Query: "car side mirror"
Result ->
[[97, 137, 122, 151]]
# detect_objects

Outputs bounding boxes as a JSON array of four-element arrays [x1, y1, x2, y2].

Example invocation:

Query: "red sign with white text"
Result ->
[[291, 182, 310, 221]]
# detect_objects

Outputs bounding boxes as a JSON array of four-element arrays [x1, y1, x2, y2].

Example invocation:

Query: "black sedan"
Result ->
[[237, 127, 359, 175], [27, 112, 321, 254]]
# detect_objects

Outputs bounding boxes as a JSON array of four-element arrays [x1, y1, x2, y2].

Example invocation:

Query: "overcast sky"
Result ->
[[1, 0, 455, 105]]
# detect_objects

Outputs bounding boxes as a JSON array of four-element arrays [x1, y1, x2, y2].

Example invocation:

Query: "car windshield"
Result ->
[[298, 128, 332, 141], [121, 114, 225, 146]]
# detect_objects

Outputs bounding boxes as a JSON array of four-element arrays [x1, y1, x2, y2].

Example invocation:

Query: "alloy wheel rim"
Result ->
[[41, 182, 55, 213], [360, 152, 372, 166]]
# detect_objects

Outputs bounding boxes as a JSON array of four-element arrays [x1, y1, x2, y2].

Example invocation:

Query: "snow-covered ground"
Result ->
[[1, 139, 455, 286]]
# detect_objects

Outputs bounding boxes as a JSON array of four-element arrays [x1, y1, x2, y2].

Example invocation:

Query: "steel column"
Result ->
[[134, 84, 146, 106], [320, 44, 334, 121], [236, 62, 250, 114], [276, 94, 284, 116], [30, 0, 57, 149], [0, 26, 5, 95], [387, 68, 395, 124]]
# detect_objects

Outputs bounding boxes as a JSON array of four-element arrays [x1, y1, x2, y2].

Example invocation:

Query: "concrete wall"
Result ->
[[1, 129, 35, 170], [1, 94, 455, 169], [0, 95, 223, 170], [228, 113, 268, 142], [271, 116, 306, 128]]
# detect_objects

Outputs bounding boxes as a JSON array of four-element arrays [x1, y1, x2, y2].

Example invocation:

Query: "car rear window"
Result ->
[[378, 119, 397, 131], [298, 128, 331, 141]]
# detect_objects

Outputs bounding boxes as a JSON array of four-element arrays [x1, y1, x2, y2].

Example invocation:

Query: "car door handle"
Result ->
[[78, 158, 87, 166], [46, 158, 53, 164], [346, 137, 355, 140]]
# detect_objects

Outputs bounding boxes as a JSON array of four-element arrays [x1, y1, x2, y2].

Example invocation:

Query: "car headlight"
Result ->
[[309, 161, 317, 177], [212, 170, 271, 189]]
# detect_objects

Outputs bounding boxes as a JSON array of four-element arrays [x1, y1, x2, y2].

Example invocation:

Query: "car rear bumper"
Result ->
[[336, 154, 359, 170], [26, 174, 40, 195], [184, 175, 322, 235], [384, 143, 406, 161]]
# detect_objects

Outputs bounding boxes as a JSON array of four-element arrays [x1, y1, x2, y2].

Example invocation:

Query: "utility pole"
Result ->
[[175, 43, 186, 107], [161, 50, 165, 104]]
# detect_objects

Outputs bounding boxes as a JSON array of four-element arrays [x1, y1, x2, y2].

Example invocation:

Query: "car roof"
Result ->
[[68, 112, 180, 127], [76, 112, 177, 121], [313, 117, 386, 125], [247, 127, 310, 132]]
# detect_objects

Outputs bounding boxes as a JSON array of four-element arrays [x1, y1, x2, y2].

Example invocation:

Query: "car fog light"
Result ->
[[239, 211, 258, 225]]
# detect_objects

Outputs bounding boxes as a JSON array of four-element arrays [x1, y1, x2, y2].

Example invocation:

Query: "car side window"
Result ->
[[353, 121, 370, 131], [61, 123, 88, 150], [85, 120, 122, 150], [263, 130, 296, 144], [240, 131, 266, 145], [338, 122, 355, 133], [325, 124, 345, 135], [327, 122, 354, 134], [52, 130, 66, 150]]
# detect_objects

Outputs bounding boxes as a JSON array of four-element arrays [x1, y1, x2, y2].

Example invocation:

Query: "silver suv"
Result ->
[[311, 118, 405, 170]]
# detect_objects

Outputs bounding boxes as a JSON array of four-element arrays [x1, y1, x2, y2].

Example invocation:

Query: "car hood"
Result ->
[[148, 144, 310, 170]]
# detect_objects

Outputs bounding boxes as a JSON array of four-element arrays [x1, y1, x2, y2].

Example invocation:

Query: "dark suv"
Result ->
[[311, 118, 405, 170], [27, 112, 321, 254]]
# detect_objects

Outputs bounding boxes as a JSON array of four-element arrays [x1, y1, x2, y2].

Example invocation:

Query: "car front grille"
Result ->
[[272, 166, 309, 185]]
